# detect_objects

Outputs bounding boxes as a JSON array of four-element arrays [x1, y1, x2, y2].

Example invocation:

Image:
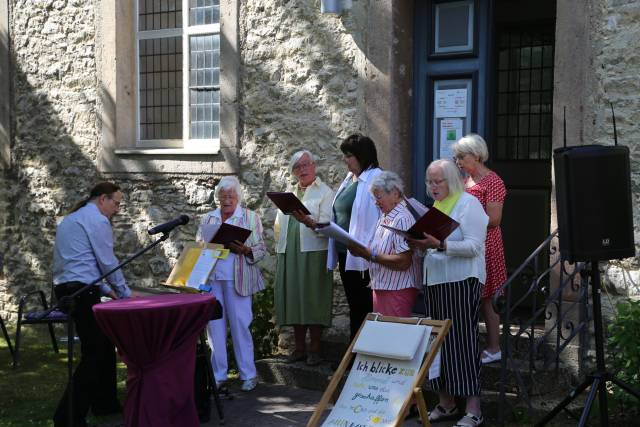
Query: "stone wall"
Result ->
[[592, 0, 640, 300], [0, 0, 373, 349]]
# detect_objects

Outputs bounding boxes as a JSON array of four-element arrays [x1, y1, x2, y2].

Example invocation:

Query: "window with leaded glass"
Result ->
[[495, 28, 554, 160], [136, 0, 220, 149]]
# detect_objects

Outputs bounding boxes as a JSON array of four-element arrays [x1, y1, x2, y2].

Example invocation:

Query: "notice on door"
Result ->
[[435, 89, 467, 118], [439, 118, 463, 160]]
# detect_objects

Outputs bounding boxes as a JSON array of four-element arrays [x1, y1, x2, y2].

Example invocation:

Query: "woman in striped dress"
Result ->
[[196, 176, 267, 393], [347, 171, 422, 317], [407, 160, 488, 427]]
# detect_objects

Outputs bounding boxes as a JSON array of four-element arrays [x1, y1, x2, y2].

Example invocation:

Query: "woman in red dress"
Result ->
[[453, 134, 507, 364]]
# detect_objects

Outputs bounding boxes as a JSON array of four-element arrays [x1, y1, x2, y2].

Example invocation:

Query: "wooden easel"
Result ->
[[307, 314, 451, 427]]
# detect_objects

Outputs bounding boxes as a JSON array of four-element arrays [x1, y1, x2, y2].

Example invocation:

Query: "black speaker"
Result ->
[[554, 145, 635, 262]]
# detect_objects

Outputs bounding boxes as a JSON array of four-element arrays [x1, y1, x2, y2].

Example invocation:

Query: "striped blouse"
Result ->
[[368, 201, 422, 291], [197, 206, 266, 296]]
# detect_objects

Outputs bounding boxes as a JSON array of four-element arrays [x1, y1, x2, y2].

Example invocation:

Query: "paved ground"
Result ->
[[199, 382, 461, 427], [202, 383, 325, 426]]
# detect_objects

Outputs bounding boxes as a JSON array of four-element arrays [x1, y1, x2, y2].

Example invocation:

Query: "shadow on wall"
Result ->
[[0, 31, 201, 321]]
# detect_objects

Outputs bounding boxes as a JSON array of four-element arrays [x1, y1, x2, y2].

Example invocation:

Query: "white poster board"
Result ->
[[321, 325, 432, 427]]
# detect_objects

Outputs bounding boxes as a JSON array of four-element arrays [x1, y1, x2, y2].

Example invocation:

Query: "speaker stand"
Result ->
[[535, 261, 640, 427]]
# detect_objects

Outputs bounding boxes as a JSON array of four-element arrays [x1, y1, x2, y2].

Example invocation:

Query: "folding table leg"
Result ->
[[200, 333, 225, 423]]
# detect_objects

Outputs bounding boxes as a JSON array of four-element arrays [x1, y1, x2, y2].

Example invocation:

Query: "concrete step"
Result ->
[[256, 353, 574, 397]]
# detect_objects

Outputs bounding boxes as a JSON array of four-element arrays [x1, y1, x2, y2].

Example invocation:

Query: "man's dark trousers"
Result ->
[[53, 282, 120, 427]]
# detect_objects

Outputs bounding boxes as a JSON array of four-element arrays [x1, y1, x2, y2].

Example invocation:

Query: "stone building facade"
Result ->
[[1, 0, 639, 356]]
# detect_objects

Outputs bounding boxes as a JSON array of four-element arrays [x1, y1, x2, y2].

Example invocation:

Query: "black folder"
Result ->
[[210, 223, 252, 247], [266, 191, 310, 215], [381, 207, 460, 242]]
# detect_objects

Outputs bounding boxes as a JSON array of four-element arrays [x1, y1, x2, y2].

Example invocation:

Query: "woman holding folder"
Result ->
[[328, 134, 382, 340], [346, 171, 422, 317], [407, 159, 488, 427], [196, 176, 266, 392], [274, 150, 334, 366]]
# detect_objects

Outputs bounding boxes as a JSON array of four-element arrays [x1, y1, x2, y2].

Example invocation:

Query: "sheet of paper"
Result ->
[[315, 221, 367, 249], [429, 349, 441, 380], [186, 249, 220, 289], [405, 197, 429, 219], [200, 223, 221, 244], [435, 89, 467, 118], [439, 118, 463, 160]]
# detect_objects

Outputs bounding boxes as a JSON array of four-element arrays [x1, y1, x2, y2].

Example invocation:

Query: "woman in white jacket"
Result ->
[[408, 159, 488, 427], [328, 134, 382, 340], [274, 151, 335, 366]]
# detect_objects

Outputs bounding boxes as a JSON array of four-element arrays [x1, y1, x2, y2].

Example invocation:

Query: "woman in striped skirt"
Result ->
[[407, 159, 488, 427], [347, 171, 422, 317]]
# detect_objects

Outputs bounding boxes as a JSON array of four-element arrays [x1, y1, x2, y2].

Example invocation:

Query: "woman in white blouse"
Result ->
[[407, 159, 488, 427]]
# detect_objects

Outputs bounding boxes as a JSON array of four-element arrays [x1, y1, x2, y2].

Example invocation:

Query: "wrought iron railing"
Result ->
[[494, 229, 591, 424]]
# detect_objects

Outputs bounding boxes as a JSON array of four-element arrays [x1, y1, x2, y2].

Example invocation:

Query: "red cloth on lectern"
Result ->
[[93, 293, 217, 427]]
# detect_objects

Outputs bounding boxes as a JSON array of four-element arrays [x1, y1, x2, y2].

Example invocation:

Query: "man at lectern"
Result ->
[[52, 182, 131, 427]]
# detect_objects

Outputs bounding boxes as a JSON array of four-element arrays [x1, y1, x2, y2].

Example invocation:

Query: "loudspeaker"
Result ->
[[554, 145, 635, 262]]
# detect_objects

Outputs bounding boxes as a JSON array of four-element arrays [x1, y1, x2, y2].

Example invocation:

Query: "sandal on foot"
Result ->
[[428, 404, 459, 422], [454, 413, 484, 427], [481, 349, 501, 364]]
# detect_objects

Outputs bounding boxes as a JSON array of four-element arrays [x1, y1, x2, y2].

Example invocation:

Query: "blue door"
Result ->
[[413, 0, 556, 294]]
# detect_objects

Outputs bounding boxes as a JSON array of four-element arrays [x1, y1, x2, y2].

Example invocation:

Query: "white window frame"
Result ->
[[134, 0, 220, 151], [434, 0, 474, 54]]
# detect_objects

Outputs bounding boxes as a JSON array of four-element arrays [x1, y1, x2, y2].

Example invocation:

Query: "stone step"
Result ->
[[256, 353, 574, 397]]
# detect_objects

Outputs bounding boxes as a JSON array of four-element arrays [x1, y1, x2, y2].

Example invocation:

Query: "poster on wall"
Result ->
[[435, 89, 467, 118], [439, 118, 463, 160]]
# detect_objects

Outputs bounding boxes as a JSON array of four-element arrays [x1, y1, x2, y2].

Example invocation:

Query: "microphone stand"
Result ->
[[37, 231, 172, 427]]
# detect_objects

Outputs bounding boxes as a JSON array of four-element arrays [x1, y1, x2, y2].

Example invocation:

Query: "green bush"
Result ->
[[607, 298, 640, 414], [251, 282, 278, 359]]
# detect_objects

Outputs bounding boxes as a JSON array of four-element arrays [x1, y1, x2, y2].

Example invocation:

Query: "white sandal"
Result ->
[[427, 404, 459, 422], [481, 349, 501, 364], [454, 412, 484, 427]]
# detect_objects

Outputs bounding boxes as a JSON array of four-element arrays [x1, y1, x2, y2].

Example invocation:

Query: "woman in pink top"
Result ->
[[453, 134, 507, 365]]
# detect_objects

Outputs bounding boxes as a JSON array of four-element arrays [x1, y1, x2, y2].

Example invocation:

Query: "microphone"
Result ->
[[148, 215, 190, 235]]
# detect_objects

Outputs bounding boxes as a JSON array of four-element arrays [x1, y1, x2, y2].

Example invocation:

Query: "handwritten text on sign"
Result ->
[[321, 331, 430, 427]]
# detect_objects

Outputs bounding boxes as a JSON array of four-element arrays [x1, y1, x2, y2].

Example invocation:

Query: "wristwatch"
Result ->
[[437, 240, 446, 252]]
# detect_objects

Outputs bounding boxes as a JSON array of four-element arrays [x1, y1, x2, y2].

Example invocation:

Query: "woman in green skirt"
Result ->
[[274, 150, 334, 366]]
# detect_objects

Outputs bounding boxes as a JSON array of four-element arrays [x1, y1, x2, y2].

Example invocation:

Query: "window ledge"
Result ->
[[114, 148, 220, 156]]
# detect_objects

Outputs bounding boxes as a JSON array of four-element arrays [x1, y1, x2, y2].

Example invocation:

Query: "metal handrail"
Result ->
[[494, 229, 590, 425]]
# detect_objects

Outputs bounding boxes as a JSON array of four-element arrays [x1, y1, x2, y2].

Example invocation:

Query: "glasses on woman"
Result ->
[[426, 178, 447, 187], [453, 153, 467, 161], [293, 161, 313, 171]]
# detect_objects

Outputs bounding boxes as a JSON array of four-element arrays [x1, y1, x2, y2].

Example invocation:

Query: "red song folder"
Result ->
[[209, 223, 252, 247], [266, 191, 311, 215], [381, 207, 459, 242]]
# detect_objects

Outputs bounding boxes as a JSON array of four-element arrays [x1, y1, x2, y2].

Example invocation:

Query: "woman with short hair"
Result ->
[[453, 133, 507, 364], [274, 150, 334, 366], [407, 159, 488, 427], [196, 176, 266, 392], [347, 171, 421, 317]]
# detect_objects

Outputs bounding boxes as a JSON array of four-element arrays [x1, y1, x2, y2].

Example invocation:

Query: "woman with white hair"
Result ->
[[348, 171, 421, 317], [274, 150, 334, 366], [196, 176, 266, 392], [453, 133, 507, 365], [407, 159, 488, 427]]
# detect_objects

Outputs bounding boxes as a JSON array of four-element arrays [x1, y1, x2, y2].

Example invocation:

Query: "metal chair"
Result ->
[[13, 284, 69, 368], [1, 315, 15, 365]]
